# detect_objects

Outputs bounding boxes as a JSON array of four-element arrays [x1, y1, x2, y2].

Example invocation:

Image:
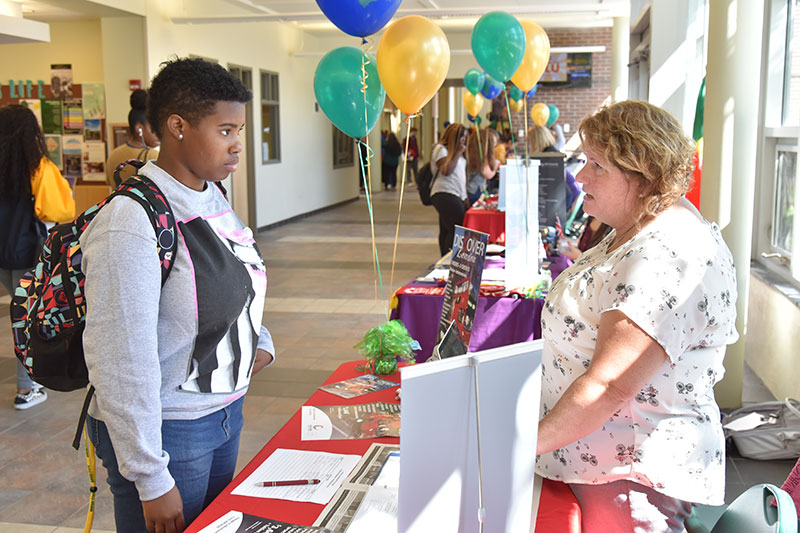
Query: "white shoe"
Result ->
[[14, 384, 47, 410]]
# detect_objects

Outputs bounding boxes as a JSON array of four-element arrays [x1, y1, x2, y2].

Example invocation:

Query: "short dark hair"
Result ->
[[147, 57, 252, 138]]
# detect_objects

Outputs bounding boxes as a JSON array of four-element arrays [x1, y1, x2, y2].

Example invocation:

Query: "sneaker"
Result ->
[[14, 385, 47, 410]]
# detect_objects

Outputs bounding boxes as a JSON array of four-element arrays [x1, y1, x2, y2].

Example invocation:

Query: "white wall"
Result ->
[[141, 0, 360, 229], [647, 0, 707, 135], [100, 16, 147, 140]]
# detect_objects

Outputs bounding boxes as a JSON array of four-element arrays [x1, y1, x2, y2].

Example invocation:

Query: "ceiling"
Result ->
[[16, 0, 631, 31]]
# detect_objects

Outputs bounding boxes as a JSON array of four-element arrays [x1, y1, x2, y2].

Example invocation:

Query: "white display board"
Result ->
[[398, 341, 543, 533], [504, 159, 540, 289]]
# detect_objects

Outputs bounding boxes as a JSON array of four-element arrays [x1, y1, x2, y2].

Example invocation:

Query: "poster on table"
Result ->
[[41, 99, 63, 134], [44, 134, 63, 170], [20, 99, 42, 127], [198, 510, 333, 533], [532, 152, 567, 229], [81, 83, 105, 119], [50, 64, 73, 99], [301, 402, 401, 440], [82, 141, 106, 182], [433, 226, 489, 359], [62, 99, 84, 134]]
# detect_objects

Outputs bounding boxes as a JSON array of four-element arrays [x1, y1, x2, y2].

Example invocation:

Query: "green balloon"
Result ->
[[471, 11, 526, 82], [314, 47, 385, 139], [464, 68, 485, 95], [546, 104, 559, 127], [508, 84, 524, 102]]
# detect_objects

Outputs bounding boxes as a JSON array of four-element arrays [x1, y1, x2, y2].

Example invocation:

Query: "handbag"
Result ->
[[723, 398, 800, 460]]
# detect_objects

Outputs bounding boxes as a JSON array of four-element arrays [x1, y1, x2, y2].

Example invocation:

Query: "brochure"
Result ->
[[301, 402, 400, 440], [313, 443, 399, 533], [434, 225, 489, 356], [199, 510, 333, 533], [319, 374, 398, 399]]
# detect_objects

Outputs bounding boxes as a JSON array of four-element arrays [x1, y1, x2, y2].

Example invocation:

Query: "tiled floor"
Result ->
[[0, 184, 795, 532]]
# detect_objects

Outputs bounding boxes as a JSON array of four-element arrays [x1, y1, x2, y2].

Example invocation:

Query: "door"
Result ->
[[227, 65, 256, 228]]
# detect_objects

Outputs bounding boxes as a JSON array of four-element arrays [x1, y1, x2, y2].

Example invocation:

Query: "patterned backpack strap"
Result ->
[[112, 159, 147, 189], [113, 175, 177, 285]]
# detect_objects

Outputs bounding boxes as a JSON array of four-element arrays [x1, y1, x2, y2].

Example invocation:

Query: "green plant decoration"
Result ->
[[354, 319, 418, 376]]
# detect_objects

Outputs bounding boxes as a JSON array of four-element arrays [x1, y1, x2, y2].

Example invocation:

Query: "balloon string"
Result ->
[[523, 97, 531, 246], [360, 39, 382, 300], [357, 139, 383, 296], [390, 114, 415, 294]]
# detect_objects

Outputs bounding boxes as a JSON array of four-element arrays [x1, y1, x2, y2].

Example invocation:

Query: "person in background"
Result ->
[[551, 123, 566, 152], [465, 128, 501, 205], [106, 89, 161, 189], [82, 57, 275, 532], [0, 104, 75, 409], [536, 101, 738, 532], [559, 215, 613, 260], [404, 127, 420, 184], [382, 132, 402, 190], [529, 124, 580, 213], [430, 123, 469, 256]]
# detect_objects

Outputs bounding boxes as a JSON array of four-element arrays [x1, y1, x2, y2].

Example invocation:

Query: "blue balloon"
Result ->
[[526, 85, 538, 99], [467, 113, 476, 123], [480, 73, 504, 100], [316, 0, 401, 38]]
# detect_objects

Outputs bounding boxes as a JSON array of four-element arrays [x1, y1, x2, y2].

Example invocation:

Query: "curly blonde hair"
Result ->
[[527, 125, 556, 153], [578, 101, 695, 220]]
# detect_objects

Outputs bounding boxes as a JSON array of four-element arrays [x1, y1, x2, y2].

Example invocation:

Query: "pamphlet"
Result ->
[[433, 226, 489, 358], [319, 374, 397, 399], [301, 402, 400, 440], [199, 510, 332, 533], [313, 443, 400, 533]]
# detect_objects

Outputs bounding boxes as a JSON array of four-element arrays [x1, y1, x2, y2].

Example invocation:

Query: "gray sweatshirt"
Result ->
[[81, 161, 273, 501]]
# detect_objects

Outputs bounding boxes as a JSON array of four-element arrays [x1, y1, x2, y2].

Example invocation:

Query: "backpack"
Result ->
[[415, 146, 442, 206], [0, 193, 46, 270], [10, 163, 177, 449]]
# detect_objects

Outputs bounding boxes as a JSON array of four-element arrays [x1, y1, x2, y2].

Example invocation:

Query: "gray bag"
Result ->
[[723, 398, 800, 460]]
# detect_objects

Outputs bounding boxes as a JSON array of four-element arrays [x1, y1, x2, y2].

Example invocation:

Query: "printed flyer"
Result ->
[[433, 226, 489, 359], [301, 402, 400, 440], [319, 374, 397, 399], [199, 510, 332, 533]]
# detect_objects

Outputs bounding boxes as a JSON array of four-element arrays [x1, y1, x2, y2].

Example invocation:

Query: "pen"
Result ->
[[257, 479, 321, 487]]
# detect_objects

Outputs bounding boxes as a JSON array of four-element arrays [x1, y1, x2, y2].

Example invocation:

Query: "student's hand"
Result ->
[[142, 485, 185, 533], [253, 349, 274, 374]]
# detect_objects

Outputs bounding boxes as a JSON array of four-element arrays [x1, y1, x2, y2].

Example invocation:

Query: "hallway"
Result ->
[[0, 184, 794, 531]]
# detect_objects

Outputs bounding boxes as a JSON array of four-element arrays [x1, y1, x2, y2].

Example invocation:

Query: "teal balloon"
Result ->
[[471, 11, 526, 82], [464, 68, 485, 95], [508, 84, 524, 102], [546, 104, 559, 127], [314, 47, 385, 139]]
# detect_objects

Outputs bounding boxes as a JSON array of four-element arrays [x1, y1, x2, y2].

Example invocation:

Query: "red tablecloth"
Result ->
[[463, 207, 506, 244], [187, 361, 581, 532]]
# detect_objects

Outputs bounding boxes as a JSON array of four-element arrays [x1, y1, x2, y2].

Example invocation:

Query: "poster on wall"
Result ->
[[41, 99, 63, 134], [539, 53, 593, 88], [82, 141, 106, 182], [50, 64, 74, 99], [82, 83, 105, 119], [62, 99, 83, 134], [44, 134, 63, 171], [62, 134, 83, 179], [84, 119, 102, 141], [20, 99, 42, 127]]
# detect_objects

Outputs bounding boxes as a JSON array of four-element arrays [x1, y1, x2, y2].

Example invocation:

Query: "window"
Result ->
[[260, 70, 280, 163], [755, 0, 800, 285], [332, 126, 354, 169]]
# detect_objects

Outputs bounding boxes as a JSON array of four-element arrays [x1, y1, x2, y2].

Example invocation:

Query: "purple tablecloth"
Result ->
[[390, 256, 570, 362]]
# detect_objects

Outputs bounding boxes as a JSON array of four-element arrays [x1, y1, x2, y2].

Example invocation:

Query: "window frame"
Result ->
[[260, 69, 281, 164]]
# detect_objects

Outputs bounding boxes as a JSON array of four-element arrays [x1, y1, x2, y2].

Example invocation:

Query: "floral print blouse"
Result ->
[[537, 198, 738, 505]]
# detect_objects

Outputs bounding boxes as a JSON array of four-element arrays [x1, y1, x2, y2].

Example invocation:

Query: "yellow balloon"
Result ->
[[531, 102, 550, 126], [510, 98, 524, 113], [463, 92, 484, 117], [511, 20, 551, 92], [377, 16, 450, 116]]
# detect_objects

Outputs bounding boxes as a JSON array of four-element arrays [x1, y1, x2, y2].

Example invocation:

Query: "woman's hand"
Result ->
[[142, 485, 185, 533], [252, 348, 274, 374]]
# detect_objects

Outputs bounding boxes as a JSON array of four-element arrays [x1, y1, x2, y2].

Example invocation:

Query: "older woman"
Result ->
[[536, 101, 738, 532]]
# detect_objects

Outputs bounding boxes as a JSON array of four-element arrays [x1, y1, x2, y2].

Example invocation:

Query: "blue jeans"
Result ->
[[87, 396, 244, 532]]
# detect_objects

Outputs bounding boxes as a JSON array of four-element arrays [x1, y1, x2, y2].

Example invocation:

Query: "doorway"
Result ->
[[227, 64, 256, 228]]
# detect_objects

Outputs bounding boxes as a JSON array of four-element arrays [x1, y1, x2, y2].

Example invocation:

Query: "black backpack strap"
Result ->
[[214, 180, 228, 201], [72, 386, 95, 450], [114, 175, 178, 285], [113, 159, 147, 189]]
